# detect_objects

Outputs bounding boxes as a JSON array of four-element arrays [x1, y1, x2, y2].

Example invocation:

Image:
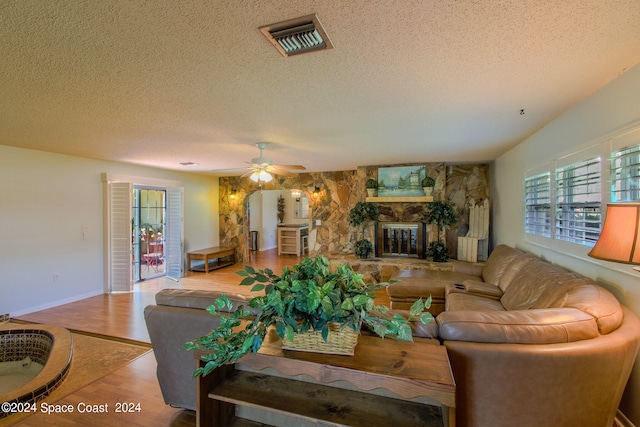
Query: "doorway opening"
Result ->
[[132, 188, 166, 281]]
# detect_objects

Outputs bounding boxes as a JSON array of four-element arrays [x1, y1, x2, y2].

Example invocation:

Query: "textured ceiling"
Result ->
[[1, 0, 640, 174]]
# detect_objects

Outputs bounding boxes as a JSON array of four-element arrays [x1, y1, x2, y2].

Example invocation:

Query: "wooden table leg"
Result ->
[[443, 405, 455, 427]]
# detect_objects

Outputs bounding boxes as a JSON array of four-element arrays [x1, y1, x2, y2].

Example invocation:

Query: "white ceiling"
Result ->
[[2, 1, 640, 175]]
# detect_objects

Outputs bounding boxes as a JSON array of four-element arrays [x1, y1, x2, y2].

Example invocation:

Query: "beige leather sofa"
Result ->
[[387, 244, 640, 427], [144, 289, 256, 411]]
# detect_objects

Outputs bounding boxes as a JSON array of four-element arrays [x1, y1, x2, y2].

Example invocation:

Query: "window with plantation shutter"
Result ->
[[611, 143, 640, 202], [554, 157, 601, 246], [524, 172, 551, 238]]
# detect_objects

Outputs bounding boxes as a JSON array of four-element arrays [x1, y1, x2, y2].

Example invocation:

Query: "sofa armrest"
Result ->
[[437, 308, 599, 344], [450, 260, 484, 277]]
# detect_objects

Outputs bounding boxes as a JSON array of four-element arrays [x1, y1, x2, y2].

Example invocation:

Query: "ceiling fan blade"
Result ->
[[276, 165, 306, 170]]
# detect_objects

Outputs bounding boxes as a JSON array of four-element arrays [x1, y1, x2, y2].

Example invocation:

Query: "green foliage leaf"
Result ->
[[241, 335, 255, 352], [251, 284, 265, 292], [215, 295, 232, 311], [275, 320, 286, 338], [409, 298, 425, 316], [285, 324, 295, 342], [205, 304, 218, 316], [397, 323, 414, 342], [341, 297, 354, 310], [353, 294, 370, 307], [420, 312, 434, 324], [254, 273, 270, 282], [239, 276, 256, 286], [321, 324, 329, 342]]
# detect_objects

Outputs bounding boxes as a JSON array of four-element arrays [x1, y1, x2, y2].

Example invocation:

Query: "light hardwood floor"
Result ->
[[11, 249, 315, 426]]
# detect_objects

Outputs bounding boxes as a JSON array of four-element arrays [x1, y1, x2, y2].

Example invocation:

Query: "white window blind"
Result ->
[[524, 172, 551, 238], [107, 181, 133, 292], [611, 143, 640, 202], [165, 187, 183, 279], [554, 157, 601, 246]]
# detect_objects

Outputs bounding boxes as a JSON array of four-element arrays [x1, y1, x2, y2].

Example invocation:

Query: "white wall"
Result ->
[[248, 190, 280, 251], [0, 145, 218, 316], [493, 63, 640, 424]]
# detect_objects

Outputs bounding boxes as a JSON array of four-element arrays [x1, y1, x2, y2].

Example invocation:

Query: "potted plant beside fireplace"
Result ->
[[349, 202, 379, 259], [422, 200, 458, 262]]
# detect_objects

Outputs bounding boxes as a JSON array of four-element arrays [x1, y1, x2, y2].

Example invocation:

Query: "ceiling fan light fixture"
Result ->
[[251, 169, 273, 183], [260, 14, 333, 58]]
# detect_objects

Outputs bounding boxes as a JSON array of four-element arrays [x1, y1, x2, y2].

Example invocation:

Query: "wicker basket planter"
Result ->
[[281, 322, 359, 356]]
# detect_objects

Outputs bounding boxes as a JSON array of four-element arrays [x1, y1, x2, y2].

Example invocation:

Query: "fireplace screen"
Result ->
[[376, 222, 425, 258]]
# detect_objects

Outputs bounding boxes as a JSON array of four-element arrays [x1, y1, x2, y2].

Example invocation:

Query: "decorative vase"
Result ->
[[423, 187, 433, 196], [367, 188, 376, 197], [278, 212, 285, 223]]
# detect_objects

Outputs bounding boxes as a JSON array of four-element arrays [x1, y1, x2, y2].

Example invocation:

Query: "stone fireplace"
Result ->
[[375, 222, 427, 258]]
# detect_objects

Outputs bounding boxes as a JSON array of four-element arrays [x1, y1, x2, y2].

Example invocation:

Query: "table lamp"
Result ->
[[588, 203, 640, 271]]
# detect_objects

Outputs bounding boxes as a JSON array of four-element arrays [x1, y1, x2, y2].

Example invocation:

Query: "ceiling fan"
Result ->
[[243, 142, 306, 183]]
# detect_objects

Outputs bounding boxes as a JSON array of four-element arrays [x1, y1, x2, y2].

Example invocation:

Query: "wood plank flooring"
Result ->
[[15, 249, 306, 345], [11, 250, 392, 426]]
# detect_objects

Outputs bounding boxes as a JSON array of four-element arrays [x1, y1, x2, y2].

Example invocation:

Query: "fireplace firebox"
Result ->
[[375, 222, 426, 258]]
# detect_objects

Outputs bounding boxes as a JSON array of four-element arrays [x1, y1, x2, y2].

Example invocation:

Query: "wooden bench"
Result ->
[[186, 246, 235, 273]]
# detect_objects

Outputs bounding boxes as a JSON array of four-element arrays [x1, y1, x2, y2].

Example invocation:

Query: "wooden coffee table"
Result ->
[[187, 247, 235, 273], [195, 329, 456, 426]]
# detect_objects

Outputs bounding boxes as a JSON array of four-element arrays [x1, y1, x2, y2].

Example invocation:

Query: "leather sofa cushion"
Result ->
[[556, 284, 624, 334], [481, 244, 522, 285], [387, 269, 475, 299], [446, 293, 506, 311], [495, 250, 538, 291], [500, 260, 570, 311], [437, 308, 600, 343], [155, 288, 258, 314]]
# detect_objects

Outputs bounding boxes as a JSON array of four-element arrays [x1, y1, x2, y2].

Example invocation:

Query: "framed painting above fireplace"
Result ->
[[377, 165, 427, 197]]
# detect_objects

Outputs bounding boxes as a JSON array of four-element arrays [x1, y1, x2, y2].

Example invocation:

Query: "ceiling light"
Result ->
[[290, 189, 302, 199], [250, 170, 273, 183], [260, 13, 333, 58]]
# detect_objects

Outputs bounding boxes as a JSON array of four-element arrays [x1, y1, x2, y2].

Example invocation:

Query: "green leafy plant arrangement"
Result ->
[[422, 200, 458, 262], [349, 202, 379, 259], [365, 178, 378, 189], [426, 241, 449, 262], [354, 239, 374, 259], [421, 176, 435, 187], [183, 255, 432, 377]]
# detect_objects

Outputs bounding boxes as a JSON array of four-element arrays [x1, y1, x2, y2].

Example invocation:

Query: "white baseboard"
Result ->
[[11, 289, 104, 317]]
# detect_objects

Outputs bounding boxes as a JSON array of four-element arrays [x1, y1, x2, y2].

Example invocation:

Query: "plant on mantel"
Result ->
[[183, 255, 432, 377], [422, 200, 458, 262]]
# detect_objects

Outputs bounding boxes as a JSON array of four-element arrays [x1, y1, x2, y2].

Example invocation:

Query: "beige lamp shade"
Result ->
[[588, 203, 640, 265]]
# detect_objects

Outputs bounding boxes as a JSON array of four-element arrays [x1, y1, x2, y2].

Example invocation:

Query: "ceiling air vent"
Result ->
[[259, 13, 333, 58]]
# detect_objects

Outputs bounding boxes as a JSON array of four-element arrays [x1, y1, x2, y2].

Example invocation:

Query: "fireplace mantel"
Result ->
[[366, 196, 433, 203]]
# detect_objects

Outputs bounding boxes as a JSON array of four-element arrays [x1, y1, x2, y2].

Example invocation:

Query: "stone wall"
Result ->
[[219, 163, 490, 263]]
